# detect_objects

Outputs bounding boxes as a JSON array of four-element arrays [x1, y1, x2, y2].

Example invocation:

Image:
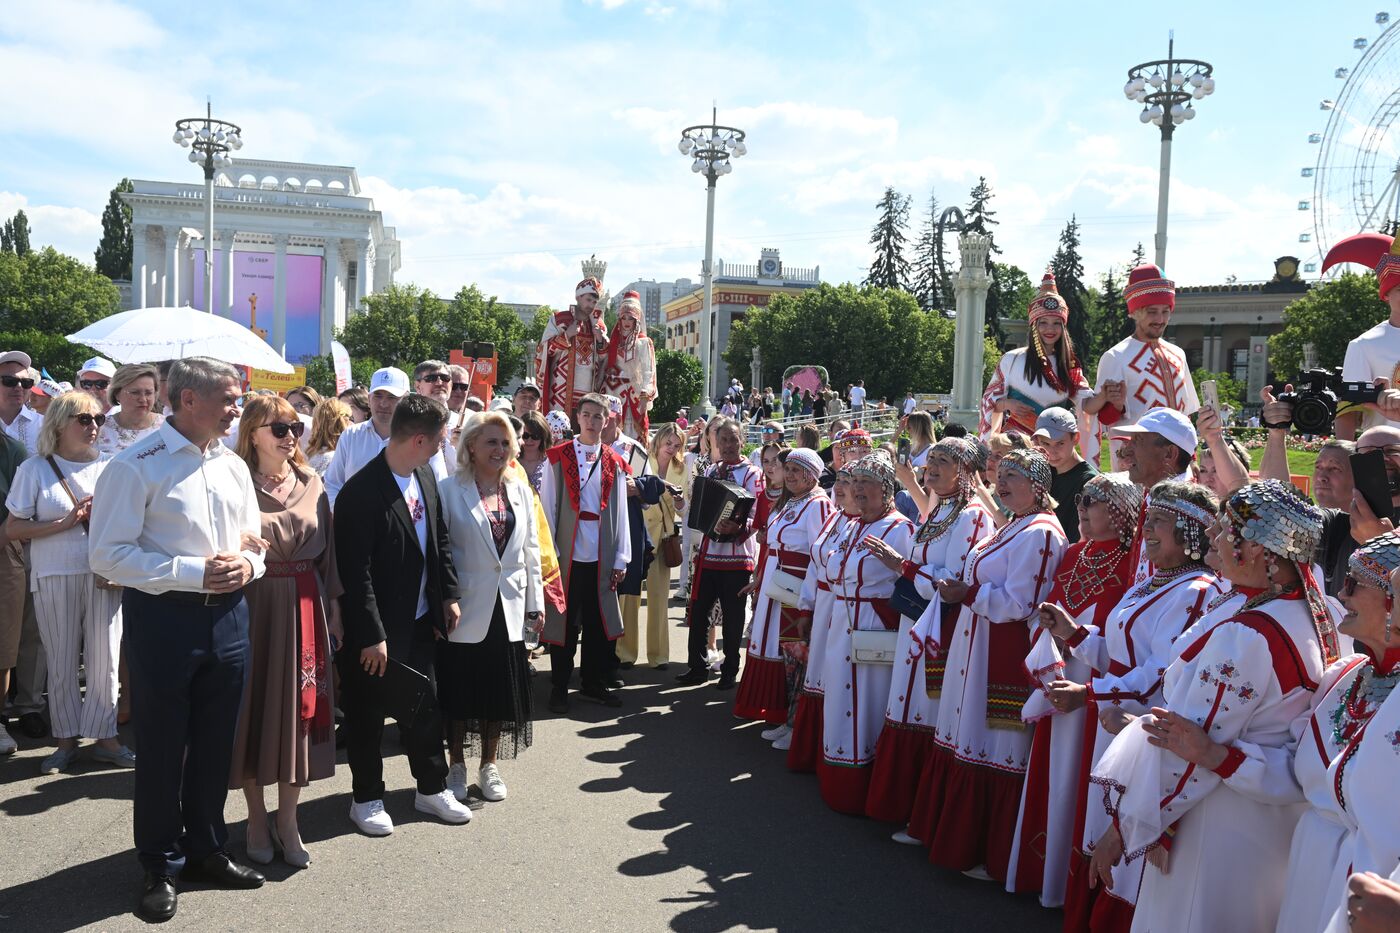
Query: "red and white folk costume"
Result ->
[[818, 453, 914, 814], [1092, 265, 1198, 470], [1090, 481, 1340, 933], [980, 269, 1095, 460], [733, 478, 833, 723], [598, 291, 657, 439], [1006, 475, 1143, 908], [908, 449, 1068, 880], [534, 277, 610, 416], [866, 438, 994, 825]]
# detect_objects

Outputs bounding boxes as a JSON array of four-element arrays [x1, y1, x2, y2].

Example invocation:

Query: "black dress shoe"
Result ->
[[715, 675, 737, 691], [137, 873, 177, 923], [16, 712, 47, 739], [618, 661, 635, 670], [182, 852, 265, 889], [675, 668, 709, 686], [579, 685, 623, 708], [606, 677, 625, 690], [548, 690, 569, 714]]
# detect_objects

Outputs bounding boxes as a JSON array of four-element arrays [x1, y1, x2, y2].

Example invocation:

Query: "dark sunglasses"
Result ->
[[80, 379, 110, 390], [1, 375, 35, 389], [452, 382, 471, 392], [1074, 488, 1109, 508], [523, 432, 544, 443], [419, 373, 452, 384], [75, 413, 107, 428], [264, 420, 306, 439]]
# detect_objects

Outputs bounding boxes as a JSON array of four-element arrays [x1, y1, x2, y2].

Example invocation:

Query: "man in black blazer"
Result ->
[[334, 393, 471, 834]]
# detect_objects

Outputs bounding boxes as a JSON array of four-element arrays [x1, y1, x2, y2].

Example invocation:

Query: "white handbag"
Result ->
[[763, 570, 804, 608], [851, 628, 899, 665]]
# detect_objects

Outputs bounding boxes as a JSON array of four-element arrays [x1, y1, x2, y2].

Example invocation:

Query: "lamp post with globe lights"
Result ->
[[678, 108, 746, 414], [1123, 34, 1215, 270], [172, 101, 243, 314]]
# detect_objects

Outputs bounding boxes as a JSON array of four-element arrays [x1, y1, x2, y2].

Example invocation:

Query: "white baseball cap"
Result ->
[[0, 350, 32, 370], [78, 357, 116, 379], [369, 366, 410, 398], [1108, 407, 1198, 456]]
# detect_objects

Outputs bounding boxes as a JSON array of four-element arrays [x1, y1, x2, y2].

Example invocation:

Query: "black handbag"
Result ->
[[889, 575, 930, 620]]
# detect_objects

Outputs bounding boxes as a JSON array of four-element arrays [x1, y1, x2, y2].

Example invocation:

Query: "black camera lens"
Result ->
[[1292, 396, 1335, 435]]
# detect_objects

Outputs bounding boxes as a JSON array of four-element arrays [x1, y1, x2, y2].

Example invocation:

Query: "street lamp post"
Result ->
[[1124, 33, 1215, 270], [172, 102, 243, 313], [678, 108, 746, 416]]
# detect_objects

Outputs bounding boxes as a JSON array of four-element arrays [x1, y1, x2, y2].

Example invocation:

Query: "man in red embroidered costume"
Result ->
[[1086, 264, 1198, 470], [537, 393, 632, 715], [534, 277, 610, 419]]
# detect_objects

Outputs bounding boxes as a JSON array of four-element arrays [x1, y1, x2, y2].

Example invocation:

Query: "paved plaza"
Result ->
[[0, 594, 1058, 932]]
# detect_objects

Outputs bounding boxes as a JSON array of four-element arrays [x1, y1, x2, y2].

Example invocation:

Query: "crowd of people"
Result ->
[[8, 257, 1400, 931]]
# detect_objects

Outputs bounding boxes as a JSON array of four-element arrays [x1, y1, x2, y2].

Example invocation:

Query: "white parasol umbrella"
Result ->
[[67, 305, 294, 374]]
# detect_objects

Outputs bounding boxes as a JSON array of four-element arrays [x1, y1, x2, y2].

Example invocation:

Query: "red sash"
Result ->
[[265, 560, 332, 740]]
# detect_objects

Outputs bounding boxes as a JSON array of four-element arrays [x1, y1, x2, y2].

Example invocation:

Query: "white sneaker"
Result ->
[[962, 865, 994, 882], [478, 764, 508, 802], [771, 731, 792, 750], [349, 799, 394, 836], [0, 723, 16, 756], [415, 789, 472, 824], [760, 723, 791, 741], [707, 649, 724, 672], [447, 762, 470, 802], [891, 829, 921, 845]]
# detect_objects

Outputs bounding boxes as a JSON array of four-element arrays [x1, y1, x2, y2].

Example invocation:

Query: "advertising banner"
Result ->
[[191, 250, 324, 363], [331, 341, 351, 394]]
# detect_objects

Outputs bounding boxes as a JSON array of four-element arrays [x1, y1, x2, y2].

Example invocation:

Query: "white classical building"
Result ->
[[122, 159, 400, 361]]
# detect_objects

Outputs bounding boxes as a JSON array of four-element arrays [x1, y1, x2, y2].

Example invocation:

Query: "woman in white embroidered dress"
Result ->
[[907, 447, 1068, 882], [1088, 480, 1340, 933], [817, 451, 913, 814], [1044, 481, 1221, 928], [859, 437, 993, 830], [1004, 472, 1143, 908], [95, 363, 163, 456]]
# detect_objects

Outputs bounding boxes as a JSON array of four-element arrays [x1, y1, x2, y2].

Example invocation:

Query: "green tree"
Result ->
[[94, 179, 134, 280], [654, 349, 703, 423], [865, 186, 911, 291], [965, 176, 1006, 347], [1268, 271, 1385, 378], [1050, 215, 1091, 367], [302, 353, 383, 397], [1129, 241, 1146, 269], [1087, 267, 1128, 374], [990, 263, 1036, 320], [0, 247, 121, 375], [1190, 369, 1248, 408], [525, 306, 552, 344], [438, 285, 531, 382], [648, 325, 665, 350], [7, 211, 32, 258], [337, 282, 437, 366], [911, 188, 950, 312]]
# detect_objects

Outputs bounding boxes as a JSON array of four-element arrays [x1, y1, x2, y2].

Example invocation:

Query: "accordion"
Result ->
[[687, 475, 755, 542]]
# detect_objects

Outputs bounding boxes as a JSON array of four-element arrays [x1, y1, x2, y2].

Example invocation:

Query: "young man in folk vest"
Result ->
[[537, 393, 632, 714]]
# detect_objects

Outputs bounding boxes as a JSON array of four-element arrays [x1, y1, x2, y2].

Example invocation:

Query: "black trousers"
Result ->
[[687, 568, 747, 678], [125, 589, 249, 876], [550, 561, 613, 692], [337, 617, 448, 802]]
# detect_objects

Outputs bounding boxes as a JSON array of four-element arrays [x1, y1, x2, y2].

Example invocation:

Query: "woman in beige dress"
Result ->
[[228, 395, 342, 870]]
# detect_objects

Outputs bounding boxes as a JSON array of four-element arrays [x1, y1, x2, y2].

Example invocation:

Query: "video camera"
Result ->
[[1273, 368, 1381, 435]]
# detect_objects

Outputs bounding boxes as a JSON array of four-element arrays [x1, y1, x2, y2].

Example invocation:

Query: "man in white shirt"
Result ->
[[1323, 232, 1400, 438], [902, 391, 917, 418], [324, 367, 447, 506], [76, 356, 117, 413], [414, 359, 457, 471], [0, 350, 43, 455], [513, 380, 542, 420], [1104, 407, 1198, 588], [89, 357, 269, 922], [848, 380, 867, 421], [1086, 263, 1199, 469], [538, 393, 631, 713]]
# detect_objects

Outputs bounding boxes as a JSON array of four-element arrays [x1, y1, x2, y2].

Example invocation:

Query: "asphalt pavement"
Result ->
[[0, 594, 1060, 932]]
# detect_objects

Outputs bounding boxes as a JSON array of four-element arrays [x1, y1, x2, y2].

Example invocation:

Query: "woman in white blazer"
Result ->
[[439, 411, 544, 804]]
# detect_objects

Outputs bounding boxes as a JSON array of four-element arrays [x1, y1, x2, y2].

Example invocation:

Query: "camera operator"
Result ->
[[1257, 381, 1400, 594]]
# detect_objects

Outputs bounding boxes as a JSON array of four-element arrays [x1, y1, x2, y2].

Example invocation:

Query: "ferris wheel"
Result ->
[[1303, 9, 1400, 274]]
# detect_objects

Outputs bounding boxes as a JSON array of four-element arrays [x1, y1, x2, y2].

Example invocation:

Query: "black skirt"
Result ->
[[436, 596, 534, 759]]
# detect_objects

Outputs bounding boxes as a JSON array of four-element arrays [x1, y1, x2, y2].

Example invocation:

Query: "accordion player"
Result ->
[[687, 474, 756, 543]]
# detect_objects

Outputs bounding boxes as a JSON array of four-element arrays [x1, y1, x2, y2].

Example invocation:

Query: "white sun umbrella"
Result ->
[[67, 305, 294, 374]]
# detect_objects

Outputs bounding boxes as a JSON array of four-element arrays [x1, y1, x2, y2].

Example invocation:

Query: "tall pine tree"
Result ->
[[1050, 215, 1090, 363], [0, 221, 11, 255], [1091, 265, 1130, 359], [1129, 241, 1146, 269], [911, 188, 951, 312], [965, 176, 1006, 347], [865, 186, 911, 291], [94, 179, 134, 280], [8, 211, 31, 258]]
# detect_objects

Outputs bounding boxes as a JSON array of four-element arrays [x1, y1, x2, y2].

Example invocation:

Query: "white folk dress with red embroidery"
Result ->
[[1063, 568, 1220, 912], [816, 510, 914, 814], [979, 347, 1095, 461], [1093, 336, 1199, 470], [864, 499, 993, 824], [1090, 592, 1332, 933]]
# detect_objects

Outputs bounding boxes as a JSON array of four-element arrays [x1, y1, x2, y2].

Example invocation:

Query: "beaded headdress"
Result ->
[[1349, 531, 1400, 642], [1149, 486, 1215, 562], [998, 447, 1056, 514], [1081, 472, 1144, 545], [836, 429, 873, 452], [850, 451, 898, 501]]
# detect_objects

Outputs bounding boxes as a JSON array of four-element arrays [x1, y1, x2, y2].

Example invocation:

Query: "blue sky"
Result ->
[[0, 0, 1392, 305]]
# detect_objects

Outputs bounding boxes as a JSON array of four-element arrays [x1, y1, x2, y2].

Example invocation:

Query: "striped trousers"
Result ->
[[33, 573, 122, 740]]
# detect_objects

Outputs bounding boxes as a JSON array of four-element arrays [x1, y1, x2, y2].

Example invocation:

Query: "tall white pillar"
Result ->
[[218, 228, 238, 318], [320, 239, 338, 355], [130, 223, 149, 308], [175, 231, 191, 306], [354, 239, 369, 306], [162, 226, 179, 307], [950, 232, 992, 429], [271, 234, 289, 357]]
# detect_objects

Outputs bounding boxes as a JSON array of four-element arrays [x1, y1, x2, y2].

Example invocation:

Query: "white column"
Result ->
[[354, 239, 369, 306], [175, 231, 191, 306], [271, 234, 289, 357], [162, 227, 179, 307], [950, 232, 992, 429], [218, 228, 237, 318], [130, 223, 149, 308], [320, 239, 338, 355]]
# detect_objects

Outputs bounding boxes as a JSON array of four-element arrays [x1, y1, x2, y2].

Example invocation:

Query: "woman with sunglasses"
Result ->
[[4, 392, 132, 773], [517, 411, 552, 493], [97, 364, 164, 457], [228, 395, 342, 870]]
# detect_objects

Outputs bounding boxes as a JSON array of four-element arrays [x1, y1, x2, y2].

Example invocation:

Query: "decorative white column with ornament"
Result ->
[[950, 232, 992, 429]]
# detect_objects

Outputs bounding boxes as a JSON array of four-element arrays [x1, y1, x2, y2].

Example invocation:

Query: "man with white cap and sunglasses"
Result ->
[[77, 356, 117, 414], [324, 367, 448, 507], [0, 350, 43, 456], [1107, 407, 1198, 587]]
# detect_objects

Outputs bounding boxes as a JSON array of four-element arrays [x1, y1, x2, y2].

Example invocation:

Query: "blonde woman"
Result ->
[[305, 398, 351, 477], [635, 423, 686, 669], [97, 364, 163, 456], [4, 392, 129, 772], [439, 412, 543, 803]]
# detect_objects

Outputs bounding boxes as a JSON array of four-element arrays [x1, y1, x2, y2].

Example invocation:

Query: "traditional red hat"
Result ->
[[1027, 267, 1068, 325], [1124, 264, 1175, 313], [1321, 232, 1400, 300], [617, 290, 643, 320], [575, 276, 603, 299]]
